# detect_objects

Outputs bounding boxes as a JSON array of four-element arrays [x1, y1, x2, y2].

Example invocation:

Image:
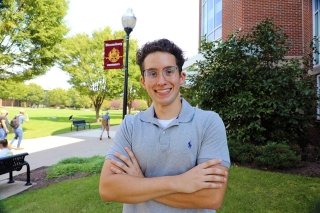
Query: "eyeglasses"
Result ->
[[143, 66, 178, 80]]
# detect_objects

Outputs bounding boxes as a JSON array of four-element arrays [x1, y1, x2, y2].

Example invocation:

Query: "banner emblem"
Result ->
[[104, 39, 124, 69]]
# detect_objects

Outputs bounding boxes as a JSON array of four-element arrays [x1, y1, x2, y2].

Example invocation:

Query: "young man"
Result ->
[[10, 109, 27, 150], [99, 39, 230, 213]]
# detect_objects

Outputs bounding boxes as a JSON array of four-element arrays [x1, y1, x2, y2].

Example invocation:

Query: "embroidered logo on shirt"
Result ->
[[188, 141, 192, 149]]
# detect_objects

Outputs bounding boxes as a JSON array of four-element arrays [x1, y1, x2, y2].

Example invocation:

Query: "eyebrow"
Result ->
[[144, 66, 176, 71]]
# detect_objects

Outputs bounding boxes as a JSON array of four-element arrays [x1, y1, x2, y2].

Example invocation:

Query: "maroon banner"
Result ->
[[104, 39, 124, 69]]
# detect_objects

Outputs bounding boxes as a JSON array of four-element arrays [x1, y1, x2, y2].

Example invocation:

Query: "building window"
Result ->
[[201, 0, 222, 41], [313, 0, 320, 65]]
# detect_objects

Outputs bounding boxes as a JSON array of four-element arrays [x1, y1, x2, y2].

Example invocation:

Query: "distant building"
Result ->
[[184, 0, 319, 119]]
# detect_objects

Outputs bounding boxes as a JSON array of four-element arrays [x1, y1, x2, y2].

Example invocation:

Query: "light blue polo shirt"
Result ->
[[106, 98, 230, 213]]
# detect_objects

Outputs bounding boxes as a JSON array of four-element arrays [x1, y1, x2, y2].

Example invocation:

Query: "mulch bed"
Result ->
[[14, 167, 91, 191], [13, 161, 320, 192]]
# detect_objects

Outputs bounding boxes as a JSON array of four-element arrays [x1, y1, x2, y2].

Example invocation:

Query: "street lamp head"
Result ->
[[122, 8, 136, 35]]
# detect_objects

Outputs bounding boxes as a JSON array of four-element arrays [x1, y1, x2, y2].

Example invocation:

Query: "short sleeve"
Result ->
[[106, 115, 134, 162], [197, 112, 231, 168]]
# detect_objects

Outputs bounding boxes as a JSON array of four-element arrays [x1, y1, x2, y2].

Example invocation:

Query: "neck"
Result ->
[[153, 98, 182, 119]]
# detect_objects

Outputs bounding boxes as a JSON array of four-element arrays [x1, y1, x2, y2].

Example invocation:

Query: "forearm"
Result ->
[[154, 165, 229, 210], [100, 162, 180, 203], [154, 189, 225, 209]]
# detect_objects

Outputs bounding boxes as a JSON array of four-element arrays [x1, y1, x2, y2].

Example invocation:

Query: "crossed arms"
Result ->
[[99, 147, 229, 210]]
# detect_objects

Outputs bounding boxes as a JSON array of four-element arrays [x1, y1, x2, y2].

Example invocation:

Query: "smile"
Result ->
[[155, 88, 171, 94]]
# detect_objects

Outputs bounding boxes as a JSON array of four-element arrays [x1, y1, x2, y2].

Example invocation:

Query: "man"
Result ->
[[0, 139, 13, 157], [0, 110, 10, 139], [99, 39, 230, 212], [100, 111, 111, 140], [10, 109, 27, 150]]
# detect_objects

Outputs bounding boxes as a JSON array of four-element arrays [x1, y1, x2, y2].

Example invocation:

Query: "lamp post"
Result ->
[[121, 8, 136, 119]]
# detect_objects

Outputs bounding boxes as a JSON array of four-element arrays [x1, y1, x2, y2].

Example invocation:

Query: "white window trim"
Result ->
[[313, 0, 320, 65], [201, 0, 222, 41]]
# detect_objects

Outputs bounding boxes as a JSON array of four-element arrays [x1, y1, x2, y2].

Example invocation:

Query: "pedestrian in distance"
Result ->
[[0, 110, 10, 139], [100, 111, 111, 140], [0, 139, 13, 158], [10, 109, 28, 150], [99, 38, 230, 213]]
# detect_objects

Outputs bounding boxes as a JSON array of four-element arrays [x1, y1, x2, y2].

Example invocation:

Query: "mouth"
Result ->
[[155, 88, 171, 95]]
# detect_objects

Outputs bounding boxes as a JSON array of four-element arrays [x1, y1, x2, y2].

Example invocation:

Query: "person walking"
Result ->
[[0, 110, 10, 139], [100, 111, 111, 140], [99, 39, 230, 212], [10, 109, 28, 150]]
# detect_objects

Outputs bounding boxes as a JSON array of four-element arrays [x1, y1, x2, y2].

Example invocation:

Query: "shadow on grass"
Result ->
[[309, 198, 320, 213]]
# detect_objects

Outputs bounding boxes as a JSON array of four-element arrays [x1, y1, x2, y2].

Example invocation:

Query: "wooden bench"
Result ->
[[71, 119, 91, 131], [0, 152, 32, 186]]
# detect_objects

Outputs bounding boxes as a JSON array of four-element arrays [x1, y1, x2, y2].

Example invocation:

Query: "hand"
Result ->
[[175, 159, 228, 193], [110, 147, 144, 178]]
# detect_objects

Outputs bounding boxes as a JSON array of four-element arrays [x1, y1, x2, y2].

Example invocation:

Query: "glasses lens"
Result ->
[[144, 66, 178, 80], [145, 70, 157, 78], [164, 66, 177, 77]]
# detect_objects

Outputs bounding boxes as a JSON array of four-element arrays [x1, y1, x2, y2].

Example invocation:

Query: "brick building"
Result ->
[[186, 0, 319, 119], [221, 0, 312, 59]]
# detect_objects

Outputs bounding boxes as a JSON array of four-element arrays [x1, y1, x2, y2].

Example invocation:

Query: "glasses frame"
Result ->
[[143, 66, 179, 81]]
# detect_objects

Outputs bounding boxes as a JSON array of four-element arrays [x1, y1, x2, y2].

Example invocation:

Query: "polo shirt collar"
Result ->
[[140, 98, 195, 124]]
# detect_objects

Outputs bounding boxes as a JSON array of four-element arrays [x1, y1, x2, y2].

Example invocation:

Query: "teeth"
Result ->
[[156, 89, 170, 94]]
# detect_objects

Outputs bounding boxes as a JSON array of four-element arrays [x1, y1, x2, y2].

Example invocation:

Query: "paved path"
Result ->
[[0, 126, 119, 200]]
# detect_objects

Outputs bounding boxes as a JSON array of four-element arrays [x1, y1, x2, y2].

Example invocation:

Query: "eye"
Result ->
[[147, 70, 157, 78], [164, 67, 176, 76]]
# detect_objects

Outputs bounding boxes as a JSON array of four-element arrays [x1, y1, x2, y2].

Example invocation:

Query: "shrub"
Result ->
[[132, 99, 148, 111], [110, 99, 122, 110], [191, 19, 317, 169], [47, 156, 104, 178], [256, 142, 301, 169]]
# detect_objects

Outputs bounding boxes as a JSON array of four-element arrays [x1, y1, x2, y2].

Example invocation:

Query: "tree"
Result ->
[[191, 20, 317, 169], [0, 0, 68, 81], [47, 88, 68, 107], [0, 80, 25, 106], [23, 83, 45, 107], [66, 88, 91, 109], [59, 27, 141, 120]]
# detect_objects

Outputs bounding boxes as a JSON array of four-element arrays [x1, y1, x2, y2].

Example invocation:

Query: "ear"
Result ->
[[180, 71, 186, 85], [140, 76, 146, 89]]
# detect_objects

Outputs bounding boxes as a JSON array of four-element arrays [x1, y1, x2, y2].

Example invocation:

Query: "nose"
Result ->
[[156, 71, 167, 84]]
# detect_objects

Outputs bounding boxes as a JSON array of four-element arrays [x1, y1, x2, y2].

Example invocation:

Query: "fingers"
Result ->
[[115, 151, 132, 166], [110, 159, 128, 171], [203, 173, 227, 184], [200, 159, 222, 169], [110, 166, 126, 174], [204, 167, 228, 177], [124, 147, 139, 165]]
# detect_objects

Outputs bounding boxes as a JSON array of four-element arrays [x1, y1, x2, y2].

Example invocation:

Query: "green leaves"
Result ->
[[58, 27, 142, 118], [190, 20, 317, 168], [0, 0, 68, 80]]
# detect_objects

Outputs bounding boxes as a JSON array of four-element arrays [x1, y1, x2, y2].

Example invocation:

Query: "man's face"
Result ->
[[140, 51, 185, 108]]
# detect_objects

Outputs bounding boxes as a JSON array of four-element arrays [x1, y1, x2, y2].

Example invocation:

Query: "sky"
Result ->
[[28, 0, 199, 90]]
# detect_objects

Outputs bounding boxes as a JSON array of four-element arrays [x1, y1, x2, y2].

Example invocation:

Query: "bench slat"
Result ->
[[0, 152, 32, 185], [70, 120, 91, 131]]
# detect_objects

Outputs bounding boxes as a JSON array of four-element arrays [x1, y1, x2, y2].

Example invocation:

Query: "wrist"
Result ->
[[168, 175, 182, 193]]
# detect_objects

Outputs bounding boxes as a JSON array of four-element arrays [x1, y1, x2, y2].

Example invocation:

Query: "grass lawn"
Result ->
[[1, 108, 319, 212], [1, 158, 320, 213], [3, 107, 124, 139]]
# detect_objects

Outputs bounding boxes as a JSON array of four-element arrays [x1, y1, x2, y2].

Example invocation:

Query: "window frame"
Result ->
[[201, 0, 222, 42]]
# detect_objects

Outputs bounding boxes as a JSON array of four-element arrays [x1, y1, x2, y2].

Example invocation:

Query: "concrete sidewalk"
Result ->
[[0, 125, 119, 200]]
